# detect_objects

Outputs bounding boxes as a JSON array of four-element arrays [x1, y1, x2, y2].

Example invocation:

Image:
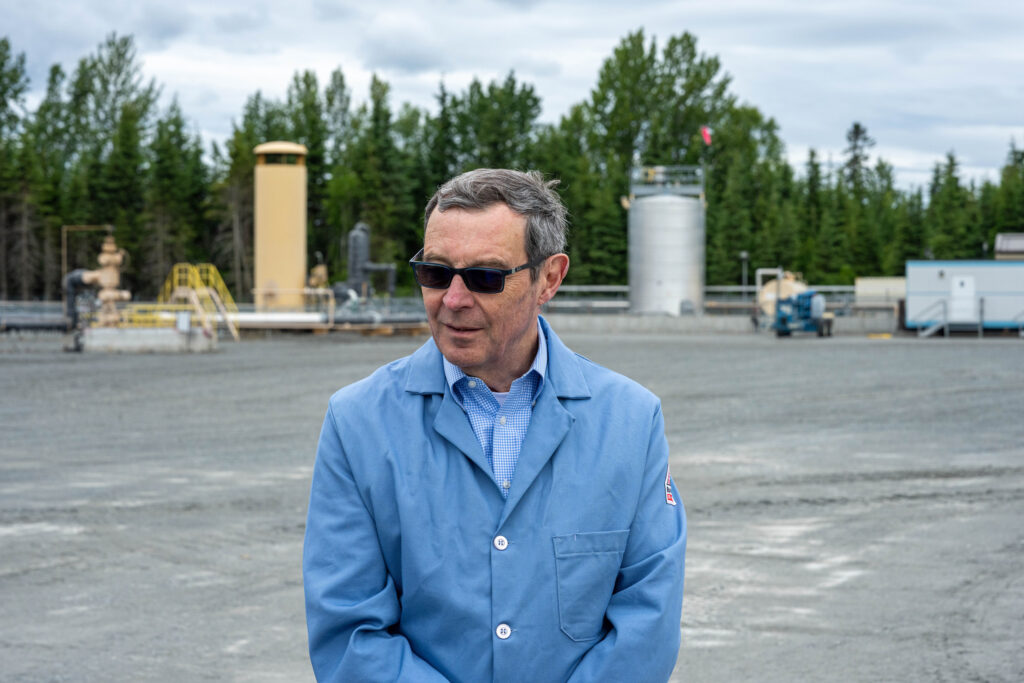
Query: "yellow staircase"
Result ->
[[154, 263, 240, 341]]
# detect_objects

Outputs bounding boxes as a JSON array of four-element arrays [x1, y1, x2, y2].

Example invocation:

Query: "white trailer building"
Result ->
[[905, 260, 1024, 335]]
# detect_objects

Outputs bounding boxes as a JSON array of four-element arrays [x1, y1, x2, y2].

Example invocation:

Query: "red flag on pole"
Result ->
[[700, 125, 712, 146]]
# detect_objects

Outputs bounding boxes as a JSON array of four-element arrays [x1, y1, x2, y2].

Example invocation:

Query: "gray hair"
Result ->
[[424, 168, 568, 279]]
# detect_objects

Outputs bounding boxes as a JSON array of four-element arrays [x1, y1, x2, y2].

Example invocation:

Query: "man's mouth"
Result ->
[[443, 322, 482, 333]]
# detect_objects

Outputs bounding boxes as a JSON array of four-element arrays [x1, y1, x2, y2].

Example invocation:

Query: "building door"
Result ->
[[949, 275, 977, 323]]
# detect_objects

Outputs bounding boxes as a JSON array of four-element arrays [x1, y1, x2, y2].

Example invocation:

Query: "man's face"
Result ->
[[421, 203, 546, 391]]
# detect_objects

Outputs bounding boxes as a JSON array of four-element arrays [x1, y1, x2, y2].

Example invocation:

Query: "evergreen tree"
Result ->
[[584, 29, 737, 283], [102, 99, 146, 290], [869, 159, 898, 273], [0, 37, 29, 299], [560, 108, 629, 283], [334, 74, 415, 280], [390, 101, 431, 269], [816, 167, 853, 283], [11, 130, 41, 299], [209, 91, 289, 299], [531, 105, 610, 283], [588, 29, 658, 185], [0, 38, 27, 133], [706, 156, 753, 285], [321, 67, 354, 277], [886, 188, 927, 274], [841, 122, 879, 276], [703, 104, 791, 282], [287, 70, 329, 269], [585, 29, 655, 281], [975, 179, 1000, 256], [995, 142, 1024, 234], [843, 122, 875, 196], [324, 67, 352, 167], [141, 100, 207, 296], [795, 149, 824, 281], [43, 34, 159, 293], [927, 152, 973, 259], [646, 32, 733, 166], [4, 29, 1021, 300], [27, 65, 70, 299], [452, 72, 541, 170], [426, 82, 458, 189]]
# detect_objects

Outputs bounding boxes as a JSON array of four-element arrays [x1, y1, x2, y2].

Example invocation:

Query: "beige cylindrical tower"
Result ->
[[254, 141, 307, 309]]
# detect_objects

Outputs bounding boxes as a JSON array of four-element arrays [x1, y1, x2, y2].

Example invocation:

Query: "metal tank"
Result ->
[[756, 270, 808, 318], [253, 141, 308, 310], [628, 193, 705, 315]]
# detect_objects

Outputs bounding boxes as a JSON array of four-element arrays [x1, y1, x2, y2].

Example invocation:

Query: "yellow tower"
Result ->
[[253, 141, 308, 309]]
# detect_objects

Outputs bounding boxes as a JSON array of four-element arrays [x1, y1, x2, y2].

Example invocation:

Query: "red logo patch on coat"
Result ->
[[665, 469, 676, 506]]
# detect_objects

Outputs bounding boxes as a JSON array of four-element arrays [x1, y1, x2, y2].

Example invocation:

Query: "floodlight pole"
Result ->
[[739, 250, 749, 300]]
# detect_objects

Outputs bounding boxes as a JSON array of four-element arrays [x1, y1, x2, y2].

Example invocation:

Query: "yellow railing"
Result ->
[[119, 303, 198, 329], [157, 263, 240, 341], [159, 263, 238, 312], [197, 263, 238, 312], [159, 263, 195, 303], [74, 263, 240, 340]]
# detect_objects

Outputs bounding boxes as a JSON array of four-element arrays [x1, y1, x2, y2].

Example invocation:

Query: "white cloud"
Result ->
[[2, 0, 1022, 189]]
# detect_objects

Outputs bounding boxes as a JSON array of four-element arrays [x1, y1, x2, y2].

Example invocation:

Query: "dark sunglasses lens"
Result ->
[[414, 264, 453, 288], [465, 268, 504, 293]]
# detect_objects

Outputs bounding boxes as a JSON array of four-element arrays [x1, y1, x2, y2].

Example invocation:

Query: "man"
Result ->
[[303, 169, 686, 682]]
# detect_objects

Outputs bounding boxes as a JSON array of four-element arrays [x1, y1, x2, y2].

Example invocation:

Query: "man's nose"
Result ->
[[442, 273, 475, 309]]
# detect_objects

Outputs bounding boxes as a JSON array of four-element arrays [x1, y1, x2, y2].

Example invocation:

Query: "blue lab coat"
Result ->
[[304, 317, 686, 682]]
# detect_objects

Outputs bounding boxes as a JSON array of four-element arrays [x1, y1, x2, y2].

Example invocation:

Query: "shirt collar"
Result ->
[[443, 318, 547, 397]]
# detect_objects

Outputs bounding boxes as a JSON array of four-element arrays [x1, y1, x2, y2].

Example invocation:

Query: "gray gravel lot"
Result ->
[[1, 327, 1022, 682]]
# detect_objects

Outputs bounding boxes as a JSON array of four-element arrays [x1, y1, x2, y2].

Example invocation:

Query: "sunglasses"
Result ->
[[409, 249, 538, 294]]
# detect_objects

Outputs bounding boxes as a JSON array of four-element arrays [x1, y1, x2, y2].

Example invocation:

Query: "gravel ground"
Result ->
[[1, 327, 1022, 682]]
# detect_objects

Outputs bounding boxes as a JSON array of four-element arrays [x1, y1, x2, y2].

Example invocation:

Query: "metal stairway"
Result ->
[[158, 263, 240, 341]]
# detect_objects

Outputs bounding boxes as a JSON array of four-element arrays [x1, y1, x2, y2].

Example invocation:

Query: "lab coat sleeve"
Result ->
[[567, 402, 686, 682], [303, 402, 449, 683]]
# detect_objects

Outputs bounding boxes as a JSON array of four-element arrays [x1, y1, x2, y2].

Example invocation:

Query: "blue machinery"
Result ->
[[754, 267, 834, 338], [774, 290, 833, 337]]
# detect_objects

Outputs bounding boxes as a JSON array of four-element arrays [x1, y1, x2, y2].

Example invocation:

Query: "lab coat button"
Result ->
[[496, 623, 511, 639], [493, 535, 508, 550]]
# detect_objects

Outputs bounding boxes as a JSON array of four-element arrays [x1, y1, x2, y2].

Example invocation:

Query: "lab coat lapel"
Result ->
[[404, 337, 494, 480], [433, 389, 493, 479], [407, 319, 592, 506], [498, 383, 573, 525], [498, 318, 590, 525]]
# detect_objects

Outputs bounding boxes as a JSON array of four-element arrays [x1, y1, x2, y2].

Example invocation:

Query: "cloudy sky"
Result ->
[[4, 0, 1023, 189]]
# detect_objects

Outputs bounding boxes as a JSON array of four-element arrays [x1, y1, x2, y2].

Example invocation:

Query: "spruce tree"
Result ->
[[287, 70, 329, 271], [0, 37, 29, 299]]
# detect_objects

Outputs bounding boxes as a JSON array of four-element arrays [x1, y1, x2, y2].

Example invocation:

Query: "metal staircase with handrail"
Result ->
[[157, 263, 240, 341], [912, 299, 948, 338]]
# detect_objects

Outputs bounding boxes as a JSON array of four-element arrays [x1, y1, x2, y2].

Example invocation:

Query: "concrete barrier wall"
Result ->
[[84, 327, 217, 353], [546, 310, 897, 336]]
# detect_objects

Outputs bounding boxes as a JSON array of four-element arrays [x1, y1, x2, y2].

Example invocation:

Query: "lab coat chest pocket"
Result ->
[[552, 529, 630, 641]]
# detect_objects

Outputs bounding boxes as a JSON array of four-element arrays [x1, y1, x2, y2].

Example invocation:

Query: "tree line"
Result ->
[[1, 31, 1022, 302]]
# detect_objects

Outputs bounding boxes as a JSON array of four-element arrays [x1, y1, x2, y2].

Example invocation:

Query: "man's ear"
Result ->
[[537, 254, 570, 306]]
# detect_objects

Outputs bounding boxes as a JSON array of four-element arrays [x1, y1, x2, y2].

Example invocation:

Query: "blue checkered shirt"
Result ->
[[442, 322, 547, 499]]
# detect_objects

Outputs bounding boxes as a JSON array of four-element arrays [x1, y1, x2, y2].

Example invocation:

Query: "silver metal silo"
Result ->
[[628, 166, 705, 315]]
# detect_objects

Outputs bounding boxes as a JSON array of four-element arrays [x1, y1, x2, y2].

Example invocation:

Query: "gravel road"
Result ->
[[1, 327, 1021, 682]]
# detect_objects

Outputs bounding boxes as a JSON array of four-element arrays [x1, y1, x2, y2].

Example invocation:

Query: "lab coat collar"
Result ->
[[406, 316, 591, 515], [403, 315, 591, 401]]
